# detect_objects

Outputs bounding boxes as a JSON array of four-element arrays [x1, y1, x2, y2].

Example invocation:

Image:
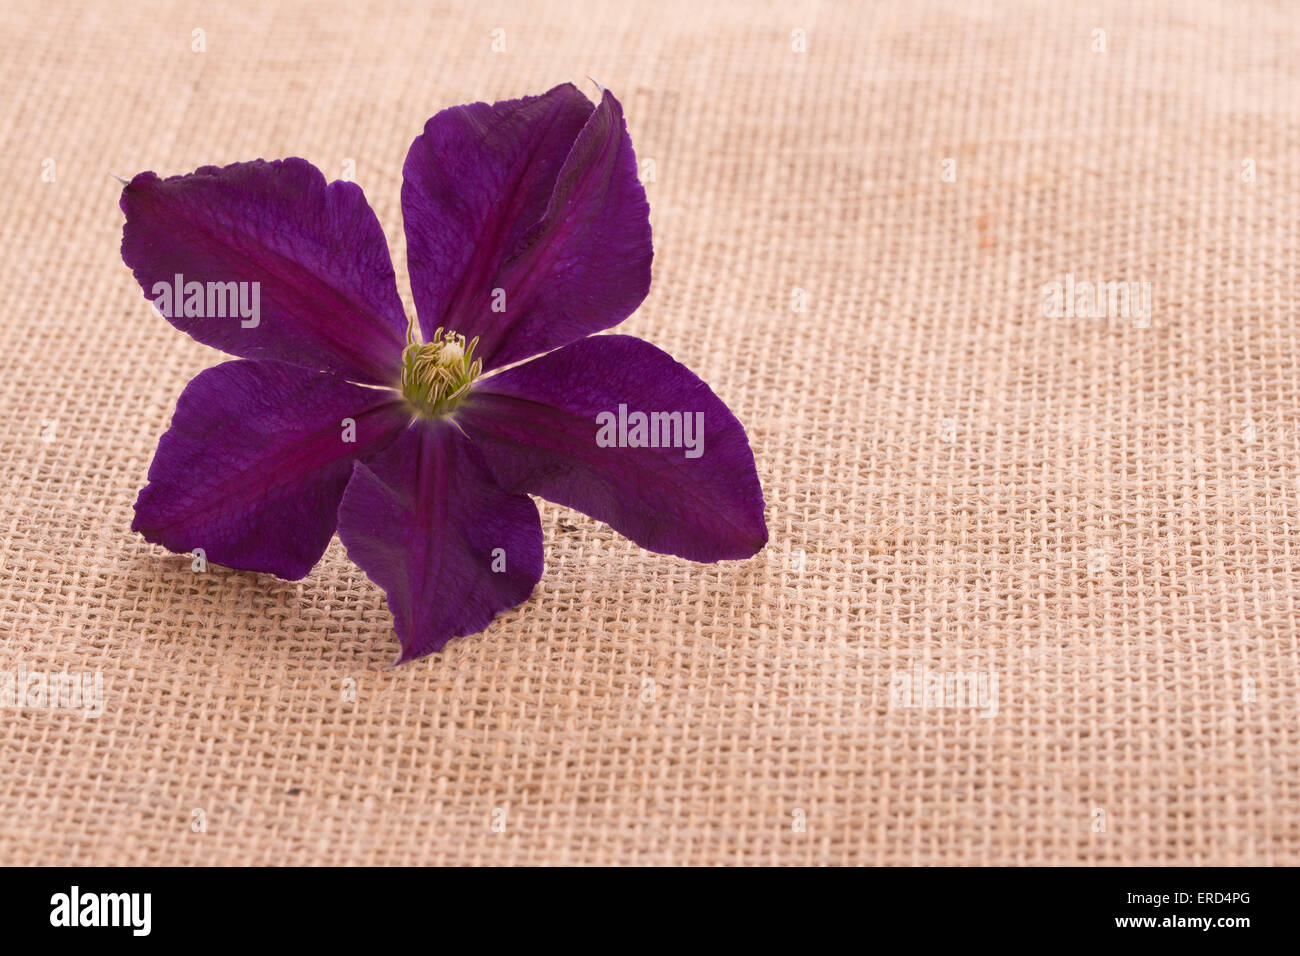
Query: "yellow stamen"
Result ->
[[400, 318, 481, 416]]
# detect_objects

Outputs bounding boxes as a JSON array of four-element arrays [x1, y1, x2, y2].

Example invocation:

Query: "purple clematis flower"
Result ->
[[120, 83, 766, 662]]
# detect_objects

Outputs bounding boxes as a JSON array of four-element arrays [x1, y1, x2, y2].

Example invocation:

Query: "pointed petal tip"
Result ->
[[394, 639, 446, 666], [722, 515, 769, 561]]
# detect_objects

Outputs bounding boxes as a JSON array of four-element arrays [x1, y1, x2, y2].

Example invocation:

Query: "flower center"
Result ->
[[400, 320, 482, 416]]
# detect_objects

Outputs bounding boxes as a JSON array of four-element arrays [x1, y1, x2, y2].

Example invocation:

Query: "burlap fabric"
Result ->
[[1, 0, 1296, 866]]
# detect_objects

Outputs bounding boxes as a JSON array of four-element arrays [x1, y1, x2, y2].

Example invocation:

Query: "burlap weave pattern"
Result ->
[[1, 0, 1297, 865]]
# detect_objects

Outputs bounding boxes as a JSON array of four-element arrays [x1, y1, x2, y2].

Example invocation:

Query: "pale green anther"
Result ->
[[400, 317, 482, 416]]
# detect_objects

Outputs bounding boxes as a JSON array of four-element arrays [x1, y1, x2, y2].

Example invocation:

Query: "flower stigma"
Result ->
[[400, 318, 482, 417]]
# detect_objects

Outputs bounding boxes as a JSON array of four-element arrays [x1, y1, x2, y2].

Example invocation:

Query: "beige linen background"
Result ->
[[1, 0, 1297, 865]]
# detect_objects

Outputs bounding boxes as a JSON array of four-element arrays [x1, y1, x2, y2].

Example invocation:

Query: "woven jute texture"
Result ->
[[2, 0, 1297, 866]]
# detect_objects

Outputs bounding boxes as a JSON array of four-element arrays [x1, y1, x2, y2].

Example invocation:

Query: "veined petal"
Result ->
[[336, 419, 544, 662], [121, 159, 408, 385], [402, 84, 652, 370], [134, 360, 411, 579], [457, 335, 767, 562]]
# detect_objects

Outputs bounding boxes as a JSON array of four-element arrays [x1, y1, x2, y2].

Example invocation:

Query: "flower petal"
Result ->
[[121, 158, 408, 385], [336, 419, 544, 662], [134, 360, 411, 579], [457, 335, 767, 562], [402, 84, 652, 370]]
